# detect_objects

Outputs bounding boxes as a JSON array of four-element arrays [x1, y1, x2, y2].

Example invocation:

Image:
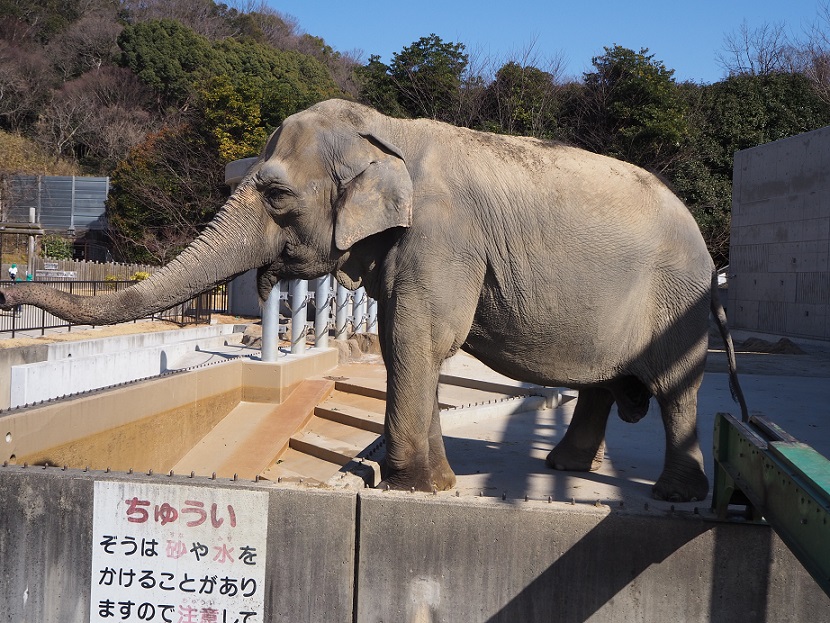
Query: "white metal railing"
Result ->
[[260, 276, 377, 361]]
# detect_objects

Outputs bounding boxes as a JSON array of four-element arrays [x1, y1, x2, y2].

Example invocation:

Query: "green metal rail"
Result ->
[[713, 412, 830, 596]]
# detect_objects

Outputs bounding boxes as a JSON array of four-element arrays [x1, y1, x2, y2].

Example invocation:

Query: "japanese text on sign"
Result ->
[[90, 481, 268, 623]]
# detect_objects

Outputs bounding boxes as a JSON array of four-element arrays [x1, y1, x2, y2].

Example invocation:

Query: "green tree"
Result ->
[[106, 123, 225, 264], [41, 234, 73, 259], [117, 19, 216, 107], [198, 74, 268, 162], [209, 37, 341, 130], [570, 45, 688, 173], [389, 34, 468, 121], [673, 72, 830, 266], [483, 61, 560, 137], [356, 55, 405, 117]]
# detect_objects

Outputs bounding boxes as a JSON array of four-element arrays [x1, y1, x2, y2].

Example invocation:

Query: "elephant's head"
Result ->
[[0, 100, 413, 324]]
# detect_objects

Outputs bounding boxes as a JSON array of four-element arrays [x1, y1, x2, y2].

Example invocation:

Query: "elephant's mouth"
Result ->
[[256, 261, 283, 302]]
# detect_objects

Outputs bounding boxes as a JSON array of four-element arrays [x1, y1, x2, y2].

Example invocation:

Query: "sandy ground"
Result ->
[[707, 329, 830, 378]]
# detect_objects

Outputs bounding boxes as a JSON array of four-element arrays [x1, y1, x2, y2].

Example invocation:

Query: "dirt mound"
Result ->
[[736, 337, 806, 355]]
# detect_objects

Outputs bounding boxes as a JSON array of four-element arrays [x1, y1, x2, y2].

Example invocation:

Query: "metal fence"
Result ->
[[0, 280, 228, 338]]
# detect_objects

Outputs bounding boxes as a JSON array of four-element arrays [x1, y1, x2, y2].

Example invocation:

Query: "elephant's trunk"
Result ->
[[0, 185, 277, 325]]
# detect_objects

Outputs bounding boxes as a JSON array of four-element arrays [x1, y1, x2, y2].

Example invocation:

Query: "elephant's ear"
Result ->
[[334, 133, 413, 251]]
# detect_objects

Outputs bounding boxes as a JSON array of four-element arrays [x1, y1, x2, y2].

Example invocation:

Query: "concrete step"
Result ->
[[315, 400, 385, 434], [334, 378, 460, 409], [259, 447, 333, 484], [290, 415, 380, 465], [439, 373, 559, 405], [333, 379, 388, 401], [246, 381, 388, 488], [238, 364, 555, 488], [318, 388, 386, 413]]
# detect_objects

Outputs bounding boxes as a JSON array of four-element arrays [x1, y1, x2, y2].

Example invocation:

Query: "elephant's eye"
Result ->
[[263, 185, 298, 218], [264, 185, 292, 204]]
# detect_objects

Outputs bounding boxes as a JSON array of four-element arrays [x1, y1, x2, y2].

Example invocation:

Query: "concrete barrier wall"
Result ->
[[9, 327, 241, 407], [731, 127, 830, 340], [3, 363, 243, 471], [0, 469, 357, 623], [0, 325, 239, 410], [357, 491, 830, 622], [2, 349, 341, 470], [0, 343, 48, 411], [41, 324, 237, 361], [1, 467, 827, 623]]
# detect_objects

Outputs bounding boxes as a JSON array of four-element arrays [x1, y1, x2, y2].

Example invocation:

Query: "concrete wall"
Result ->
[[1, 348, 341, 470], [40, 324, 237, 361], [0, 343, 49, 411], [730, 127, 830, 339], [0, 325, 239, 410], [227, 271, 293, 319], [357, 491, 830, 622], [8, 325, 241, 408], [229, 269, 263, 317], [0, 469, 357, 623], [1, 468, 827, 623]]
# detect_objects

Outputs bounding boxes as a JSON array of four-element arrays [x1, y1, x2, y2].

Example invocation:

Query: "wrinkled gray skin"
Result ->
[[0, 99, 747, 502]]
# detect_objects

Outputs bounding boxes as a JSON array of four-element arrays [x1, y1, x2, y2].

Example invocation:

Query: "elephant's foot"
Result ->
[[652, 466, 709, 502], [377, 459, 456, 492], [429, 456, 457, 491], [546, 441, 605, 472]]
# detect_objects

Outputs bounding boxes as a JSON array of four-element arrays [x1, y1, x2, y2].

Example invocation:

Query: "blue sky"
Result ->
[[267, 0, 824, 84]]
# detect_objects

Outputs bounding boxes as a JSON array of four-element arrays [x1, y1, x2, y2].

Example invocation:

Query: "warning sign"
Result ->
[[90, 481, 269, 623]]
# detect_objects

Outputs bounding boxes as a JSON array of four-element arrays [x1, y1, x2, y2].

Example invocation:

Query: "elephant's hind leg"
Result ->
[[652, 381, 708, 503], [546, 387, 614, 472]]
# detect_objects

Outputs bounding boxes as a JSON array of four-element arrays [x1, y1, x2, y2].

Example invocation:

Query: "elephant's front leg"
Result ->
[[427, 394, 456, 490], [379, 352, 455, 492], [375, 287, 478, 491]]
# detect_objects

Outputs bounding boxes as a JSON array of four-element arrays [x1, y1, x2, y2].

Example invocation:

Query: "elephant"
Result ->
[[0, 99, 747, 502]]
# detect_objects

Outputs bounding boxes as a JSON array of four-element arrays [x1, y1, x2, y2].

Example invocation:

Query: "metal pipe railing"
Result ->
[[335, 283, 350, 341], [314, 276, 331, 349], [262, 277, 376, 356], [260, 285, 280, 362], [289, 278, 309, 355], [0, 280, 219, 337]]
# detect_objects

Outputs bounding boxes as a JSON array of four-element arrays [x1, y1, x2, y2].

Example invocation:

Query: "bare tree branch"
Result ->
[[717, 20, 794, 76]]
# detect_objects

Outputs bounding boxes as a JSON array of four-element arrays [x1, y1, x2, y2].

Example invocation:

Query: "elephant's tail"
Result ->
[[711, 271, 749, 421]]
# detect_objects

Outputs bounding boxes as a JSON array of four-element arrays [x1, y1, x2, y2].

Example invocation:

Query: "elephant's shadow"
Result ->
[[440, 398, 693, 507]]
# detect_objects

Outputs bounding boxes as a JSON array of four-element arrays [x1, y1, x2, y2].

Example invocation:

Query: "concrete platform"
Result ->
[[325, 331, 830, 515], [6, 320, 826, 517], [1, 328, 828, 621], [13, 321, 825, 515]]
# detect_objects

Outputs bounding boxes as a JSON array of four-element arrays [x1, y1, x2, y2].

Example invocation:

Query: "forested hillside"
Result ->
[[2, 0, 830, 265]]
